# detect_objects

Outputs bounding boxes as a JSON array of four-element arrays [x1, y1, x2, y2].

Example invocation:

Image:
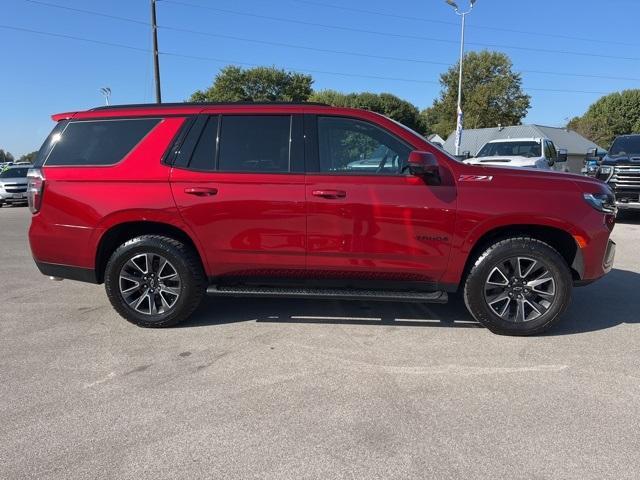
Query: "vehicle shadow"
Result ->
[[616, 212, 640, 225], [183, 293, 480, 330], [545, 268, 640, 335], [181, 268, 640, 335]]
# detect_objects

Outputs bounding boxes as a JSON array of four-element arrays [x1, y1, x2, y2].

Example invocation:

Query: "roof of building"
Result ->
[[427, 133, 445, 145], [443, 124, 603, 156]]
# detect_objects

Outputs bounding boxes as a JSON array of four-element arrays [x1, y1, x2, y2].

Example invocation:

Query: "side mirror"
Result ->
[[557, 149, 568, 163], [408, 151, 439, 177]]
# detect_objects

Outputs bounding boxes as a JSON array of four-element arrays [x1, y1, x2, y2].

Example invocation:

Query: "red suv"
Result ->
[[28, 103, 616, 335]]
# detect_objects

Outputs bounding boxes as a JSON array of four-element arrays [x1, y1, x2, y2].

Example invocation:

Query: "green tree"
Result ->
[[567, 89, 640, 147], [0, 149, 15, 163], [423, 50, 530, 139], [310, 90, 425, 133], [190, 66, 313, 102], [308, 89, 353, 108], [18, 151, 38, 164]]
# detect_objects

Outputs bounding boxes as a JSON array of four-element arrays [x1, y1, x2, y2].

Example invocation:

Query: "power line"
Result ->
[[162, 51, 609, 95], [0, 23, 613, 95], [0, 24, 149, 53], [0, 23, 438, 85], [24, 0, 148, 25], [291, 0, 639, 48], [520, 69, 640, 83], [22, 0, 640, 83], [160, 51, 440, 85], [159, 25, 451, 67], [159, 24, 640, 83], [524, 86, 608, 95], [158, 0, 640, 62], [292, 0, 458, 28]]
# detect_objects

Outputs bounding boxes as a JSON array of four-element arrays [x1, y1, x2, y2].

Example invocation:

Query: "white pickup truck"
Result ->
[[463, 137, 568, 171]]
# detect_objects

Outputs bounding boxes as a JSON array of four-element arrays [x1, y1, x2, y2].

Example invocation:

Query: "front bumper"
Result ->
[[616, 200, 640, 211], [0, 192, 28, 203], [603, 240, 616, 273]]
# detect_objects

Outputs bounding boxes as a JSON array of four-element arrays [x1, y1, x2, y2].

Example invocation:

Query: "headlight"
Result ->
[[583, 192, 616, 214]]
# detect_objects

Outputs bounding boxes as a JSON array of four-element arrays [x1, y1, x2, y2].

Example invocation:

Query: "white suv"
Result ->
[[464, 138, 568, 171], [0, 166, 29, 207]]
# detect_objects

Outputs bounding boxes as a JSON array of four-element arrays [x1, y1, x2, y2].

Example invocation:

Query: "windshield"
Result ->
[[0, 167, 29, 178], [609, 136, 640, 156], [476, 141, 541, 158]]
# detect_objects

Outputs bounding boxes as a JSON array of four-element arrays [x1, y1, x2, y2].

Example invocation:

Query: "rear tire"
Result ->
[[463, 237, 572, 336], [104, 235, 206, 328]]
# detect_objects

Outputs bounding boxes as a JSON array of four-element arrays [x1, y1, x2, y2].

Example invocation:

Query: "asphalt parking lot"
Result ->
[[1, 207, 639, 479]]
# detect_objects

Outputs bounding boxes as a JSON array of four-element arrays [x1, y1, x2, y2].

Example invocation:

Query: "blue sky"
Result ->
[[2, 0, 639, 156]]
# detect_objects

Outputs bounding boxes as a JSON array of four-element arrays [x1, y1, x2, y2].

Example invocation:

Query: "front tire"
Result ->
[[463, 237, 572, 336], [104, 235, 205, 328]]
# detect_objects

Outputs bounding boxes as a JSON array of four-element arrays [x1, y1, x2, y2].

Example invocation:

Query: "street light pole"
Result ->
[[445, 0, 476, 156], [100, 87, 111, 106], [151, 0, 162, 104]]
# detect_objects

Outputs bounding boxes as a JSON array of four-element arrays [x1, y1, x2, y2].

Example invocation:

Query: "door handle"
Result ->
[[312, 189, 347, 199], [184, 187, 218, 197]]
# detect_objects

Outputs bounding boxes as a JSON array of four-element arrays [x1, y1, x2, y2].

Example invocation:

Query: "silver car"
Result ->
[[0, 166, 30, 207]]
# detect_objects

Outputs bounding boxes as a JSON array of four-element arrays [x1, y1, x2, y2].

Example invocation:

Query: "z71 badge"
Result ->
[[458, 175, 494, 182]]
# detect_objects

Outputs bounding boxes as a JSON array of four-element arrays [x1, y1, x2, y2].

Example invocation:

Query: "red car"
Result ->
[[27, 103, 616, 335]]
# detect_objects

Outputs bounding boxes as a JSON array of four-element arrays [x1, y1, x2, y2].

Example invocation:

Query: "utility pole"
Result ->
[[445, 0, 477, 156], [151, 0, 162, 103]]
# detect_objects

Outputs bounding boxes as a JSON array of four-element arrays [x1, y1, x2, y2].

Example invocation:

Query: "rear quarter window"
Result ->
[[45, 118, 160, 166]]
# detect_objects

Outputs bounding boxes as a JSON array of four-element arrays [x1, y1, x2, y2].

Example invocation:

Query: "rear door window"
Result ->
[[188, 116, 219, 171], [45, 118, 160, 166], [217, 116, 291, 173]]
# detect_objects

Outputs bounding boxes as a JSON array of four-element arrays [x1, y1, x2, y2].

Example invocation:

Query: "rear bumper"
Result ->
[[34, 260, 98, 284], [29, 215, 99, 269]]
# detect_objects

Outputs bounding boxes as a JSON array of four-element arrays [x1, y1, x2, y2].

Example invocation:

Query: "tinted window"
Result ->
[[46, 119, 160, 166], [317, 117, 411, 174], [546, 141, 557, 160], [33, 121, 68, 168], [0, 167, 29, 178], [189, 116, 219, 171], [476, 141, 541, 158], [610, 136, 640, 156], [218, 116, 291, 173]]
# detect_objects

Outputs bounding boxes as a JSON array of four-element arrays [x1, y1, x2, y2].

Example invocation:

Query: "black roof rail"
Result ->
[[90, 101, 330, 111]]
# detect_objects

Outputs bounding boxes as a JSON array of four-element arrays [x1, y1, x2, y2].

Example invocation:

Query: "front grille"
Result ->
[[611, 165, 640, 193], [5, 187, 27, 194]]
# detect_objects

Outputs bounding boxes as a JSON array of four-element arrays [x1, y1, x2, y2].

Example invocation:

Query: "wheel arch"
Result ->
[[95, 221, 206, 284], [460, 224, 582, 288]]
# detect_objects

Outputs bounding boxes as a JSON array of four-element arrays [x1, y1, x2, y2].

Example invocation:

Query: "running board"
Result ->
[[206, 285, 448, 303]]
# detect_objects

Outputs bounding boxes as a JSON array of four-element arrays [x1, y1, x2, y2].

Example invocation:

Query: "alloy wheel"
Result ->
[[119, 253, 181, 315], [483, 256, 556, 323]]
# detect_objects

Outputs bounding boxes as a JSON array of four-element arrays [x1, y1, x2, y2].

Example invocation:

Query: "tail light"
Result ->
[[27, 168, 45, 214]]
